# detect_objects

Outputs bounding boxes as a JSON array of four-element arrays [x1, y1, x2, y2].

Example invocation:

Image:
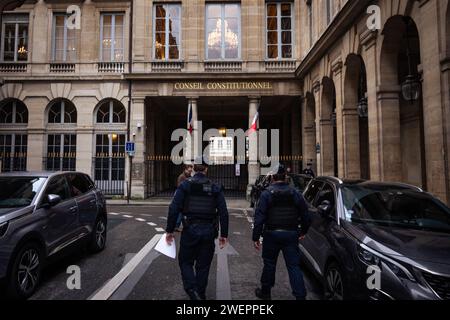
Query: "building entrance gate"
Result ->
[[145, 156, 248, 198]]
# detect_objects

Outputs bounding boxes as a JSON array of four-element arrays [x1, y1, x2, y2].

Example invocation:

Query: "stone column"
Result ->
[[418, 0, 449, 202], [332, 59, 345, 178], [30, 0, 48, 73], [312, 81, 321, 175], [79, 0, 96, 73], [302, 94, 317, 173], [361, 30, 382, 181], [248, 97, 260, 185], [341, 107, 360, 178], [317, 81, 335, 177], [243, 0, 263, 71], [25, 97, 47, 171], [291, 99, 301, 172], [186, 97, 198, 163], [129, 97, 146, 199], [441, 57, 450, 205], [147, 100, 156, 195], [73, 96, 95, 176]]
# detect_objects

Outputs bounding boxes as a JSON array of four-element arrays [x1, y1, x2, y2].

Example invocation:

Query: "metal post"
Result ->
[[127, 155, 133, 204]]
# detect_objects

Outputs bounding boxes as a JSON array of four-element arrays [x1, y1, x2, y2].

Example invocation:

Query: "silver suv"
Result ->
[[0, 172, 107, 299]]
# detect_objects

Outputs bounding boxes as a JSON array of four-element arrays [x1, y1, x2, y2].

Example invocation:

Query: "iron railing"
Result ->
[[43, 155, 76, 172], [92, 155, 126, 196], [0, 152, 27, 172]]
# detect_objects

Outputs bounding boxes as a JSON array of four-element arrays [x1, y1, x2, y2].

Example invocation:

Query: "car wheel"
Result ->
[[88, 216, 107, 253], [8, 242, 43, 299], [324, 262, 346, 300]]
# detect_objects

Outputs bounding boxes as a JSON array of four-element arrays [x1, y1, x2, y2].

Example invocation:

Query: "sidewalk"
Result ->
[[107, 198, 251, 210]]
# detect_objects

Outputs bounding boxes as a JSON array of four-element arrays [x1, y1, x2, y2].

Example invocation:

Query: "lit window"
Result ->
[[0, 134, 27, 172], [100, 13, 124, 62], [206, 4, 241, 60], [266, 2, 293, 59], [52, 14, 78, 62], [153, 4, 181, 60], [46, 134, 77, 172], [1, 15, 29, 62]]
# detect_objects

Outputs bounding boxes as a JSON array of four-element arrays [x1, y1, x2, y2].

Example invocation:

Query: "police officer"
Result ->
[[253, 164, 311, 300], [166, 159, 229, 300], [302, 162, 316, 178]]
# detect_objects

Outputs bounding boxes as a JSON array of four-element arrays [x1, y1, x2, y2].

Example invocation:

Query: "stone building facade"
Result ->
[[297, 0, 450, 205], [0, 0, 449, 204]]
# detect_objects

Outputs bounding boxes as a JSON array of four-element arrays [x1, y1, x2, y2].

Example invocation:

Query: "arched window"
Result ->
[[0, 99, 28, 124], [96, 99, 126, 124], [48, 99, 77, 124]]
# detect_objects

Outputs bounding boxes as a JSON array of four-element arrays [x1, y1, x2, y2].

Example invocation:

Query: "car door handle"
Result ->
[[89, 199, 97, 204], [69, 206, 78, 214]]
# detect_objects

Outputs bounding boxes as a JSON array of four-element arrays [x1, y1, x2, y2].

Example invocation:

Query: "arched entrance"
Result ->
[[320, 77, 338, 177], [380, 15, 426, 189], [344, 54, 370, 179]]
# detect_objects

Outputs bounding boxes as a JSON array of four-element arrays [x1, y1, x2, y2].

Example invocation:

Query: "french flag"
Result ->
[[248, 108, 259, 134], [187, 101, 193, 134]]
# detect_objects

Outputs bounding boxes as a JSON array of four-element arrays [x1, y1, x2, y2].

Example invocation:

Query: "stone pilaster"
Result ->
[[129, 97, 146, 199], [418, 0, 449, 202]]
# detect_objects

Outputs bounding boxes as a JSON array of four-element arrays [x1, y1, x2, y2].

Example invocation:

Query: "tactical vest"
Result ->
[[266, 188, 299, 230], [183, 179, 217, 220]]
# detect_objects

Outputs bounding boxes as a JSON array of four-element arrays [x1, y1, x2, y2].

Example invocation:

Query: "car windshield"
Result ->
[[0, 177, 46, 209], [342, 185, 450, 233]]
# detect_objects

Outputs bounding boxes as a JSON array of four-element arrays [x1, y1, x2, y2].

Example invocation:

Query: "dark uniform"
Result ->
[[253, 167, 311, 300], [302, 167, 316, 178], [166, 172, 229, 300]]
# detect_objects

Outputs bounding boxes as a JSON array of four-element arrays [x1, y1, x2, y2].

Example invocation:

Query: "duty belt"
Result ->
[[185, 217, 216, 225]]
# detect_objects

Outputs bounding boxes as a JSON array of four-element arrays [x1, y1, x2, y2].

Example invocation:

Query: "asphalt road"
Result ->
[[26, 204, 323, 300]]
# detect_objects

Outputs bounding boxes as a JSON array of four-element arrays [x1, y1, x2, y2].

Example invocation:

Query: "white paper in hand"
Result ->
[[155, 233, 176, 259]]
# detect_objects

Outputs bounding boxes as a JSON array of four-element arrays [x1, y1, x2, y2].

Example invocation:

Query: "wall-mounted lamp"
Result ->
[[137, 122, 142, 130]]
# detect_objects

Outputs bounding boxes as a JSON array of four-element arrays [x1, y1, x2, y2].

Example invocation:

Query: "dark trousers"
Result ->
[[261, 230, 307, 299], [178, 223, 215, 296]]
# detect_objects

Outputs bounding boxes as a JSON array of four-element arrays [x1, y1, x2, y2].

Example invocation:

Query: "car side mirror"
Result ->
[[317, 200, 332, 216], [47, 194, 62, 207]]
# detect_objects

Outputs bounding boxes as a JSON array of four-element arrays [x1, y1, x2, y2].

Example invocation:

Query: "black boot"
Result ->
[[255, 287, 271, 300], [187, 290, 202, 301]]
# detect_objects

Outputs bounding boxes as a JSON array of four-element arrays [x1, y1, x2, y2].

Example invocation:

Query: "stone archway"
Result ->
[[302, 92, 317, 173], [380, 15, 426, 188], [320, 77, 338, 177], [343, 54, 370, 179]]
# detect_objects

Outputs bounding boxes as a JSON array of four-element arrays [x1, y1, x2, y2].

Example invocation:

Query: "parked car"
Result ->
[[0, 172, 107, 299], [300, 177, 450, 300], [250, 173, 312, 208]]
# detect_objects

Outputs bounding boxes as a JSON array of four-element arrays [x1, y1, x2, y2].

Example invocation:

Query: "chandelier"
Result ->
[[208, 19, 238, 49]]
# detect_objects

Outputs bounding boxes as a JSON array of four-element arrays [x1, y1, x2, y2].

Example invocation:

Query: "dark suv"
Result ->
[[300, 177, 450, 300], [0, 172, 107, 299]]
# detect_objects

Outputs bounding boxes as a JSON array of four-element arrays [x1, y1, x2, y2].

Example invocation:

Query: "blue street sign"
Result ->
[[126, 142, 135, 156]]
